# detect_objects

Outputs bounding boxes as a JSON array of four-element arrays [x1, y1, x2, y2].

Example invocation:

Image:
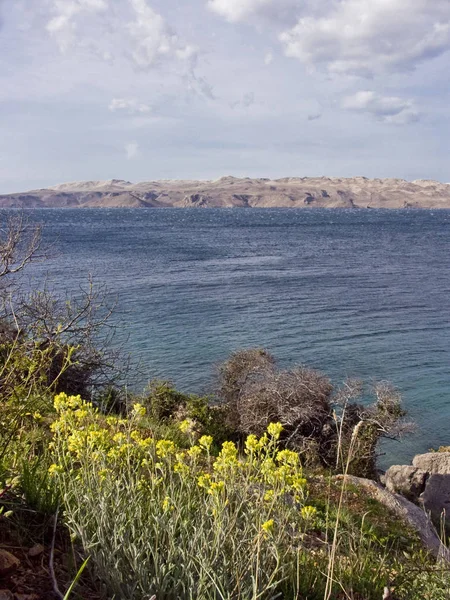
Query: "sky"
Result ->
[[1, 0, 450, 192]]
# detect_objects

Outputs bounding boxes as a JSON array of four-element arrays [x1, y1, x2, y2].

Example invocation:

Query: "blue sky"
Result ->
[[1, 0, 450, 192]]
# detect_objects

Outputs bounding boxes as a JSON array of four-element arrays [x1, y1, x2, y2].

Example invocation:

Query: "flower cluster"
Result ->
[[49, 394, 314, 539]]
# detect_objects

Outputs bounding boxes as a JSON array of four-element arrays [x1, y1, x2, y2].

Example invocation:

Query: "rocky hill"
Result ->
[[2, 176, 450, 208]]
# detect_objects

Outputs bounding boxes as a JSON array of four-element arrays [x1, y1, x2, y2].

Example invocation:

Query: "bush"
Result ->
[[216, 349, 410, 478], [140, 380, 232, 448]]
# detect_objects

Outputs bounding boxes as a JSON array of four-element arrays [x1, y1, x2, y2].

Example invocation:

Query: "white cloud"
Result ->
[[207, 0, 300, 25], [127, 0, 198, 68], [279, 0, 450, 77], [342, 91, 420, 124], [109, 98, 152, 114], [125, 141, 140, 159], [46, 0, 108, 52], [207, 0, 274, 23]]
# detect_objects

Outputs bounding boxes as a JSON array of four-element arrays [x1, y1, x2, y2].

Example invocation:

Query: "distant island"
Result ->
[[2, 176, 450, 209]]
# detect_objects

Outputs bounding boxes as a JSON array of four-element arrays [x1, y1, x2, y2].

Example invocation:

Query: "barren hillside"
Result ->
[[2, 176, 450, 208]]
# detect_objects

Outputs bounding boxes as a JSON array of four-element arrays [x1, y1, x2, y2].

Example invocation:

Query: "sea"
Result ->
[[5, 207, 450, 468]]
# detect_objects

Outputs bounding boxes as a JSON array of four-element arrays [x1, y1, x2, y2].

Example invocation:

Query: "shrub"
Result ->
[[142, 380, 232, 447], [216, 349, 410, 478]]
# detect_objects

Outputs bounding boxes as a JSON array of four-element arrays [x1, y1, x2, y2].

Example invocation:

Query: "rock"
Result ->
[[340, 475, 450, 562], [413, 452, 450, 474], [385, 465, 428, 501], [0, 550, 20, 577], [27, 545, 44, 559], [0, 591, 14, 600], [420, 474, 450, 525]]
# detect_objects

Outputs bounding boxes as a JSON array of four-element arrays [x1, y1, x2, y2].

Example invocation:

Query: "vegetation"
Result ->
[[0, 214, 448, 599], [217, 349, 411, 478]]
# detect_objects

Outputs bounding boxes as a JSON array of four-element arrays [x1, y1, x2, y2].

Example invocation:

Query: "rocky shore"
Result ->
[[346, 451, 450, 562]]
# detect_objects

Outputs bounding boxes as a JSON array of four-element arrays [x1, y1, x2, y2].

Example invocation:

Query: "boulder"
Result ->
[[385, 465, 428, 501], [420, 474, 450, 525], [0, 591, 13, 600], [0, 550, 19, 577], [413, 452, 450, 474]]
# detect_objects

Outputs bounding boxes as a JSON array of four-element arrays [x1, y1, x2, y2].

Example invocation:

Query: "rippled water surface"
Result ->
[[9, 208, 450, 466]]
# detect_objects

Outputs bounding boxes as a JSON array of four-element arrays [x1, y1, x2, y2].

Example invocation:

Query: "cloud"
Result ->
[[109, 98, 152, 114], [127, 0, 198, 69], [207, 0, 301, 26], [342, 91, 420, 124], [125, 141, 140, 159], [279, 0, 450, 77], [46, 0, 108, 52], [207, 0, 275, 23]]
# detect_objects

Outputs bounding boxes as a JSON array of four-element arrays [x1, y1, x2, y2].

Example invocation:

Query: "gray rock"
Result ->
[[420, 474, 450, 525], [385, 465, 428, 501], [413, 452, 450, 474]]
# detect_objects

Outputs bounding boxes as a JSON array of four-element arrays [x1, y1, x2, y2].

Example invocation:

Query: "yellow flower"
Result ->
[[245, 434, 259, 454], [301, 505, 317, 520], [261, 519, 274, 534], [257, 434, 269, 449], [291, 475, 308, 493], [187, 445, 202, 459], [267, 422, 283, 439], [48, 464, 63, 476], [98, 468, 110, 481], [263, 489, 275, 503], [33, 411, 43, 421], [113, 432, 127, 445], [75, 409, 89, 421], [156, 440, 176, 458], [162, 496, 173, 512], [213, 441, 239, 472], [173, 461, 189, 476], [131, 403, 146, 418], [276, 449, 299, 467], [198, 435, 213, 451], [179, 419, 195, 434], [54, 392, 69, 412], [54, 393, 86, 412], [208, 481, 225, 495], [221, 441, 237, 457], [197, 474, 212, 489]]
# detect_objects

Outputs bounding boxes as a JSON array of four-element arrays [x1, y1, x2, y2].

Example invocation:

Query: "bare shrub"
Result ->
[[216, 349, 411, 477]]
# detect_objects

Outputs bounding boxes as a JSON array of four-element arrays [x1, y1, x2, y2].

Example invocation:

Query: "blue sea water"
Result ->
[[7, 208, 450, 467]]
